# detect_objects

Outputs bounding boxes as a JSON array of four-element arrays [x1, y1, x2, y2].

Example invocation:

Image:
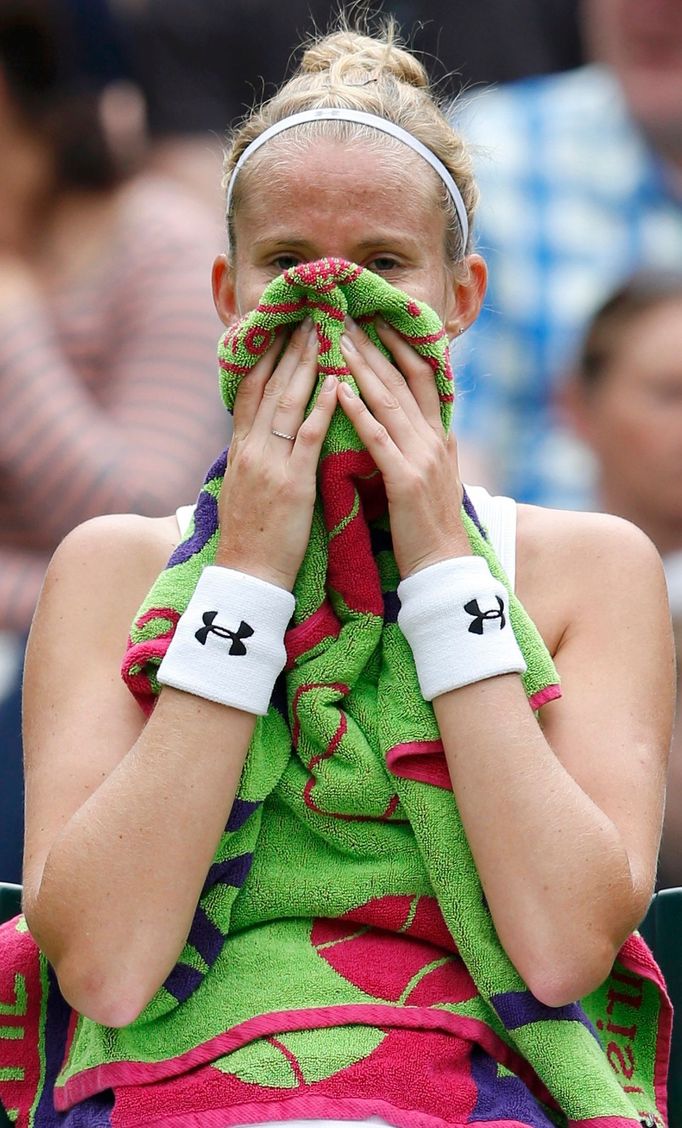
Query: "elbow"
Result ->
[[512, 880, 651, 1010], [521, 937, 619, 1009], [24, 911, 153, 1027], [24, 901, 169, 1028], [526, 973, 601, 1010], [54, 954, 157, 1029]]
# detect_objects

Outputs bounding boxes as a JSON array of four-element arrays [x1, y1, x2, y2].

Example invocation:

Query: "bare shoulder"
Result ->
[[26, 511, 179, 757], [50, 510, 179, 572], [44, 512, 179, 617], [23, 513, 181, 895], [514, 505, 667, 655], [516, 503, 663, 577]]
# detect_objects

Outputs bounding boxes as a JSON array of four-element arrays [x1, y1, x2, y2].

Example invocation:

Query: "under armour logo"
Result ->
[[195, 611, 254, 654], [464, 597, 506, 635]]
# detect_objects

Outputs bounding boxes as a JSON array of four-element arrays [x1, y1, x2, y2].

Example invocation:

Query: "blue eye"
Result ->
[[367, 257, 400, 274], [272, 255, 301, 271]]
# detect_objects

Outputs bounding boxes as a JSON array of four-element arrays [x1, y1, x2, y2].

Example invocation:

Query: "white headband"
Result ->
[[225, 107, 469, 251]]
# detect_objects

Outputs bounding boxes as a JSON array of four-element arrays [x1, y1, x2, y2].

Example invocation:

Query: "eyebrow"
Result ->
[[251, 234, 421, 252], [251, 237, 313, 251], [353, 236, 420, 250]]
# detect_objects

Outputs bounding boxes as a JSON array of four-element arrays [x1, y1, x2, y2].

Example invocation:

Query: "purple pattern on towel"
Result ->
[[166, 450, 227, 568], [226, 798, 261, 833], [202, 853, 254, 896], [462, 486, 487, 539], [469, 1047, 556, 1127], [383, 590, 400, 624], [271, 671, 288, 720], [491, 989, 599, 1038], [163, 961, 204, 1004], [186, 905, 225, 967], [62, 1092, 114, 1126], [35, 965, 82, 1126], [370, 526, 393, 556]]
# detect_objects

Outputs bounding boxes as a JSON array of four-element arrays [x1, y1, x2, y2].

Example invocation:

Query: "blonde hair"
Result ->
[[223, 21, 478, 267]]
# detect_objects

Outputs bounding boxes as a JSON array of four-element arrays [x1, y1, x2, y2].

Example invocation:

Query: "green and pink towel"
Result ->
[[0, 260, 671, 1127]]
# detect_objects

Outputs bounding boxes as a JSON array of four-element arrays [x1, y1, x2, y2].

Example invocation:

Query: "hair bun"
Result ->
[[300, 29, 429, 90]]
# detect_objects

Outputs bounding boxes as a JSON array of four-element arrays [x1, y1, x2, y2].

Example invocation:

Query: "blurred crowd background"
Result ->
[[0, 0, 680, 893]]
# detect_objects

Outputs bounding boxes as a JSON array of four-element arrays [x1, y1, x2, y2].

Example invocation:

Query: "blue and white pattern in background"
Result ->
[[452, 64, 682, 509]]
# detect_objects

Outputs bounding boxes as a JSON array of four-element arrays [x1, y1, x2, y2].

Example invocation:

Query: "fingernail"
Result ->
[[338, 380, 353, 396], [344, 315, 356, 331], [302, 315, 314, 334], [322, 374, 336, 390], [340, 333, 355, 352], [376, 316, 388, 330]]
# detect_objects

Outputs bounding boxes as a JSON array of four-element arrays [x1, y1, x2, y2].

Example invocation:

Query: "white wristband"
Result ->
[[157, 566, 295, 715], [397, 556, 526, 701]]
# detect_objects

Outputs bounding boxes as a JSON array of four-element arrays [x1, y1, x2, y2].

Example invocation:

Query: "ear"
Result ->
[[212, 254, 238, 327], [443, 254, 488, 340]]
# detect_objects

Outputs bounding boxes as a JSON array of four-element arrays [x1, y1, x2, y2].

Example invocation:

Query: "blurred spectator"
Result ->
[[60, 0, 131, 86], [389, 0, 582, 88], [113, 0, 582, 217], [454, 0, 682, 508], [112, 0, 325, 214], [0, 0, 225, 881], [563, 271, 682, 888]]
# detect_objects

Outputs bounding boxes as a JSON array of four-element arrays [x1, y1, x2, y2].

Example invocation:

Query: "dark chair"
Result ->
[[0, 884, 680, 1126], [640, 887, 682, 1127], [0, 882, 21, 925]]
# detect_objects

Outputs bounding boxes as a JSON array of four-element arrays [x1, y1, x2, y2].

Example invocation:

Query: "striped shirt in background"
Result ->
[[0, 175, 227, 633], [453, 65, 682, 509]]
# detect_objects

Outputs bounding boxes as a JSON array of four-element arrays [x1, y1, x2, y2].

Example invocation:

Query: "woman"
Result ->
[[5, 21, 674, 1128]]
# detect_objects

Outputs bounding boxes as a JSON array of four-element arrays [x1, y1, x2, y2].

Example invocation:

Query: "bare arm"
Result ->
[[22, 323, 337, 1027], [338, 319, 673, 1006], [22, 515, 256, 1028], [434, 512, 673, 1005]]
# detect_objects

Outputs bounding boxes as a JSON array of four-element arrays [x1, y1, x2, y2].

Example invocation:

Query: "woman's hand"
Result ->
[[338, 317, 471, 578], [215, 318, 337, 590]]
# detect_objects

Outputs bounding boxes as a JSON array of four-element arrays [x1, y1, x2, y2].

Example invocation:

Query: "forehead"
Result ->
[[232, 135, 445, 243], [604, 298, 682, 375], [627, 298, 682, 347]]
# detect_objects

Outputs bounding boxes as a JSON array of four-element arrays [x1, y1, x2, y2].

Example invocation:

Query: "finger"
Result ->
[[232, 331, 286, 440], [340, 322, 417, 451], [343, 317, 417, 403], [336, 379, 404, 478], [288, 374, 339, 471], [345, 315, 434, 411], [252, 317, 319, 440], [269, 319, 321, 439], [375, 317, 444, 436]]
